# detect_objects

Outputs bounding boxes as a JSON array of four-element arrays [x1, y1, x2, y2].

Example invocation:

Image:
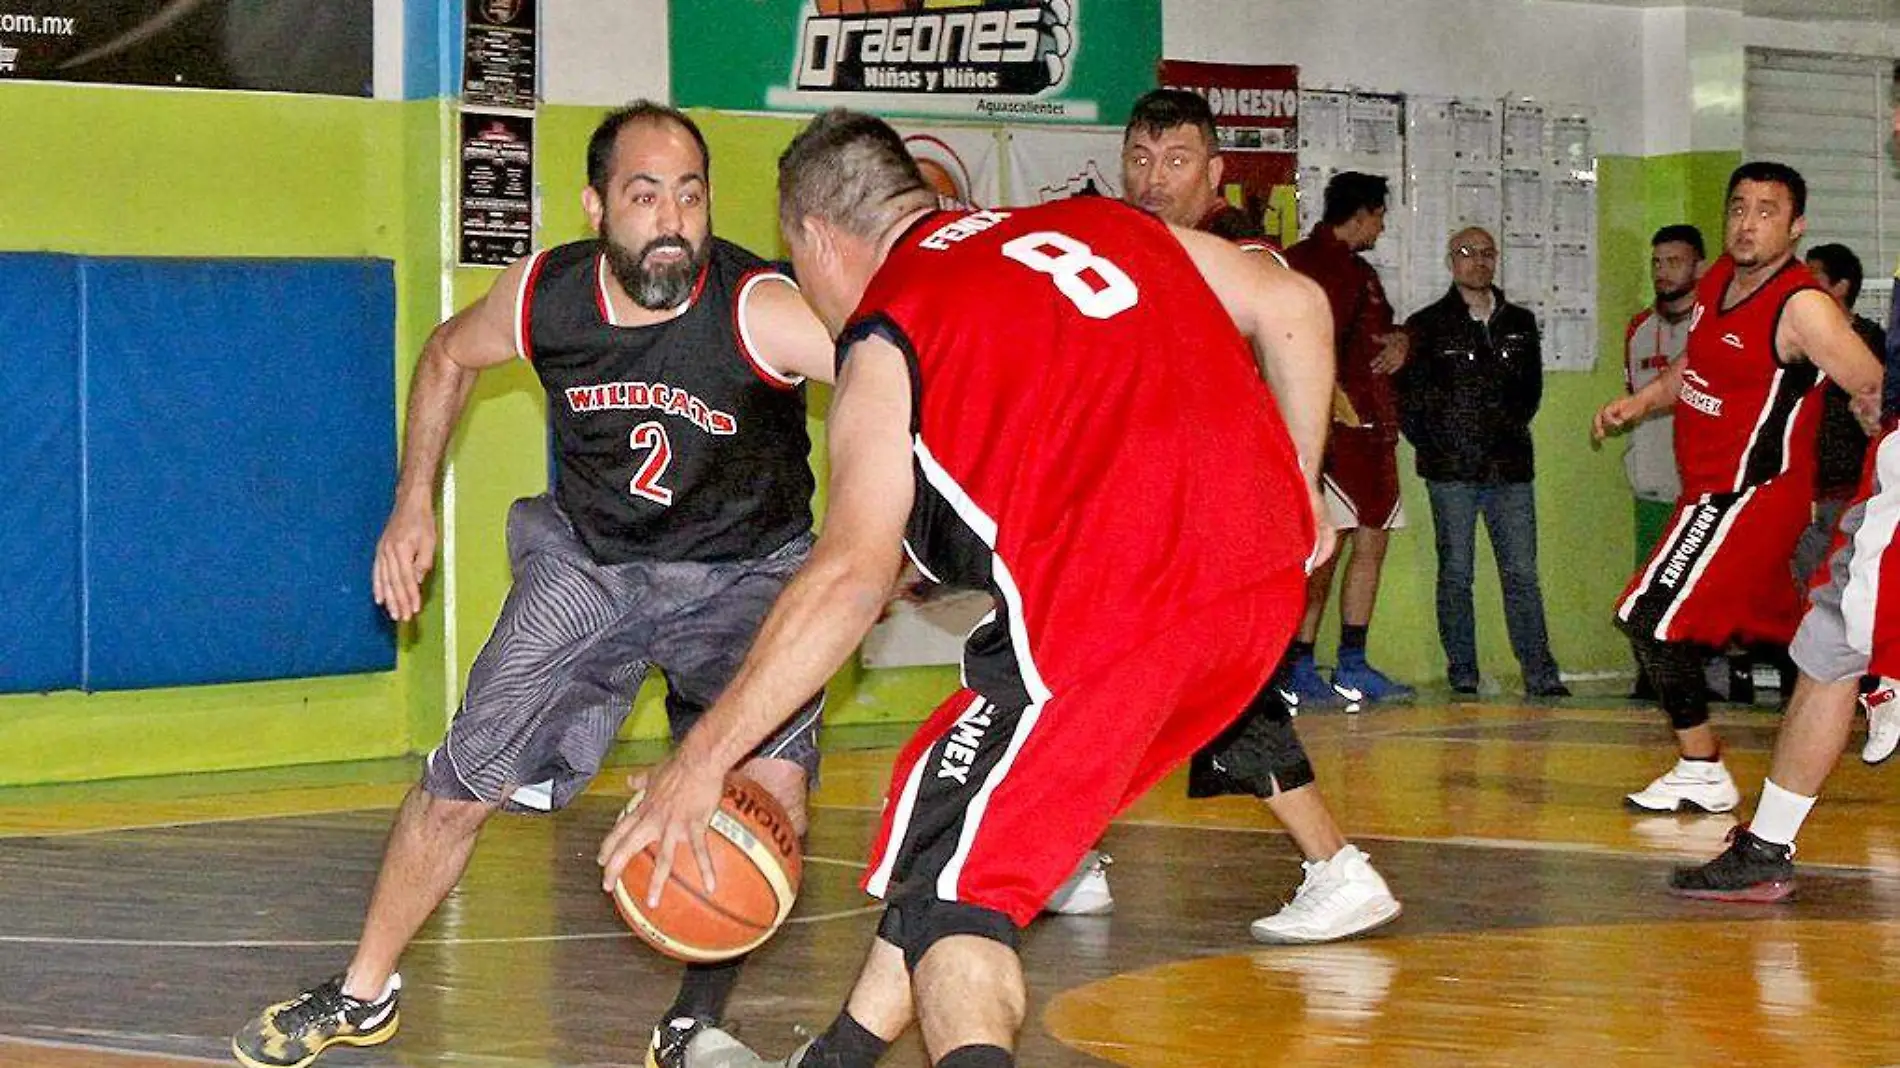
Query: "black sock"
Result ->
[[1339, 623, 1369, 652], [665, 957, 746, 1025], [1287, 639, 1316, 663], [935, 1046, 1014, 1068], [801, 1011, 890, 1068]]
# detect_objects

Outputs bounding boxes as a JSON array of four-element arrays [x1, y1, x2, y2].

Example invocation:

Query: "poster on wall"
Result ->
[[1006, 127, 1123, 202], [670, 0, 1160, 126], [464, 0, 537, 109], [898, 125, 1005, 207], [0, 1, 372, 95], [459, 110, 535, 268], [1159, 60, 1299, 247]]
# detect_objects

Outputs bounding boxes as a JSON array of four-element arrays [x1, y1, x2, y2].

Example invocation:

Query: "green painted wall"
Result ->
[[0, 79, 1747, 785]]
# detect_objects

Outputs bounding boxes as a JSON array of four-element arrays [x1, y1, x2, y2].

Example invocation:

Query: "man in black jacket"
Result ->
[[1397, 227, 1566, 697]]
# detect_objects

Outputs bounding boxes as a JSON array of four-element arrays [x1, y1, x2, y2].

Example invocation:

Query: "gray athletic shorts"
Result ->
[[1792, 433, 1899, 683], [422, 494, 823, 813]]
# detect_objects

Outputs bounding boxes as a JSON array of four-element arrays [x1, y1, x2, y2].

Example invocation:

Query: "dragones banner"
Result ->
[[0, 1, 372, 95], [670, 0, 1159, 125]]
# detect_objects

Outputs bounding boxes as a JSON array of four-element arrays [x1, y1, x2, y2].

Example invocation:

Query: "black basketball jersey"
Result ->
[[515, 238, 814, 564]]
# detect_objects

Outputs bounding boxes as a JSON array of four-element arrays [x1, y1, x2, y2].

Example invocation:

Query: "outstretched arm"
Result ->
[[373, 255, 531, 621], [597, 334, 916, 903]]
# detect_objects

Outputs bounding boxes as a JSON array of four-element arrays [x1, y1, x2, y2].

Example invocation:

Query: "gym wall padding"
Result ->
[[0, 255, 398, 694], [0, 255, 84, 693]]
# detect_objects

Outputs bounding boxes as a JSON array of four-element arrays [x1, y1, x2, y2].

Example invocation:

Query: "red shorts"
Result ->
[[1322, 427, 1403, 530], [859, 569, 1304, 926], [1616, 474, 1813, 646]]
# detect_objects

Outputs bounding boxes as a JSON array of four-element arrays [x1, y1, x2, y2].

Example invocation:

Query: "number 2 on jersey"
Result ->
[[628, 421, 674, 505], [1000, 231, 1138, 319]]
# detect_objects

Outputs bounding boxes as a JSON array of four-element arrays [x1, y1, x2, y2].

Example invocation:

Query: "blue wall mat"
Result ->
[[0, 255, 83, 694], [82, 259, 397, 689]]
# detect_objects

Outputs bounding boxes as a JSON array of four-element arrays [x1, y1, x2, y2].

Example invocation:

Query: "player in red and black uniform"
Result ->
[[1113, 87, 1400, 945], [234, 103, 838, 1068], [1667, 126, 1900, 901], [601, 110, 1336, 1068], [1595, 161, 1882, 822]]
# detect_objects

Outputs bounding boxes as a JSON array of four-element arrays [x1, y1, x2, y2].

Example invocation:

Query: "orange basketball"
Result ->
[[611, 773, 803, 962]]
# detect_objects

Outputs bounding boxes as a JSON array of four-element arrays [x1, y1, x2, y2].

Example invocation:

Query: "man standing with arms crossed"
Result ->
[[1595, 162, 1882, 816], [1104, 87, 1400, 944]]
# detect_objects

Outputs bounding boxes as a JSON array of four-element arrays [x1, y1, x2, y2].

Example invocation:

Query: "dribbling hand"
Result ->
[[597, 753, 724, 909]]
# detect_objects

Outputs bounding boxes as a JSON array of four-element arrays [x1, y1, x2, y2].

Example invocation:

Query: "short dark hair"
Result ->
[[1726, 161, 1807, 218], [1651, 224, 1705, 259], [1322, 172, 1389, 227], [587, 101, 710, 195], [778, 109, 935, 241], [1124, 88, 1219, 151], [1806, 242, 1865, 307]]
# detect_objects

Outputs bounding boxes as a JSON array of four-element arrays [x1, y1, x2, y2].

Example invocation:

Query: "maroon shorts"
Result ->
[[1322, 427, 1403, 530], [1616, 474, 1812, 647], [859, 570, 1304, 926]]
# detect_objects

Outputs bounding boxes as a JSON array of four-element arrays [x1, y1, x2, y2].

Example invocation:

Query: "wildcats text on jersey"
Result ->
[[564, 380, 738, 436]]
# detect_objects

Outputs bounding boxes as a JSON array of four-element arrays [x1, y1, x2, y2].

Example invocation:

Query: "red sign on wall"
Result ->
[[1158, 60, 1300, 246]]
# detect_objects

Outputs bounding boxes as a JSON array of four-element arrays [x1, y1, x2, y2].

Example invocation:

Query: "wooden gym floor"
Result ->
[[6, 695, 1900, 1067]]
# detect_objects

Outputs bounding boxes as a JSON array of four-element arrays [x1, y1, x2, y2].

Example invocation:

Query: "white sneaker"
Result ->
[[1863, 679, 1900, 765], [1250, 844, 1401, 944], [1625, 757, 1740, 813], [1044, 850, 1114, 916]]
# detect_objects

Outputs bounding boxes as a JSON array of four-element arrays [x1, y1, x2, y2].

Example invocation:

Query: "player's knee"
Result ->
[[406, 786, 496, 838], [1631, 635, 1709, 729], [878, 897, 1020, 973], [740, 757, 810, 837]]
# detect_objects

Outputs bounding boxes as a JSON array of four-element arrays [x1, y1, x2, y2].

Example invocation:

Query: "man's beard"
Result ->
[[1655, 282, 1694, 304], [601, 230, 709, 310]]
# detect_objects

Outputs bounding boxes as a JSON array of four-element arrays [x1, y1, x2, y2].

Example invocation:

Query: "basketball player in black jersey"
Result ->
[[232, 103, 837, 1068]]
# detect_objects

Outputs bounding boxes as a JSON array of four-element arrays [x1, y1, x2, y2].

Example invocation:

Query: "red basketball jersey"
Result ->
[[843, 199, 1312, 705], [1673, 255, 1825, 497]]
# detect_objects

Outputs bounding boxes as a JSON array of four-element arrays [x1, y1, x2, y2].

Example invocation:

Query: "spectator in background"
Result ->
[[1280, 171, 1415, 709], [1794, 243, 1883, 588], [1397, 227, 1567, 698], [1621, 225, 1705, 699]]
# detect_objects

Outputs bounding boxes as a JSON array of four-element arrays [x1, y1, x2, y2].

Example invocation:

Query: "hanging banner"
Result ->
[[459, 110, 536, 268], [0, 2, 372, 95], [670, 0, 1160, 126], [1005, 127, 1123, 203], [1158, 60, 1301, 246], [463, 0, 537, 109]]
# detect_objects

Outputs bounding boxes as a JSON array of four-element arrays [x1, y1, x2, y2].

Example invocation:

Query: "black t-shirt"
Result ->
[[1814, 314, 1885, 495], [520, 238, 814, 564]]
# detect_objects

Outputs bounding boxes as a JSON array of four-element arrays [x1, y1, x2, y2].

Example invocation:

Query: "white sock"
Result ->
[[1749, 780, 1816, 846]]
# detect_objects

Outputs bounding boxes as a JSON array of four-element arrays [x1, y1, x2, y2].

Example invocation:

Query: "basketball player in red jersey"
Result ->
[[1594, 162, 1882, 821], [1059, 86, 1398, 946], [1666, 112, 1900, 902], [599, 109, 1336, 1068]]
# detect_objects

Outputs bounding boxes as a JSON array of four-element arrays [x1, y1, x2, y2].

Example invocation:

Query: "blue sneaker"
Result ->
[[1331, 651, 1415, 708], [1281, 651, 1341, 711]]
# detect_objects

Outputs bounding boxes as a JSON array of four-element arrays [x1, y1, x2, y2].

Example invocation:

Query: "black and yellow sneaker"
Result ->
[[1668, 827, 1795, 903], [231, 973, 400, 1068], [647, 1016, 709, 1068]]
